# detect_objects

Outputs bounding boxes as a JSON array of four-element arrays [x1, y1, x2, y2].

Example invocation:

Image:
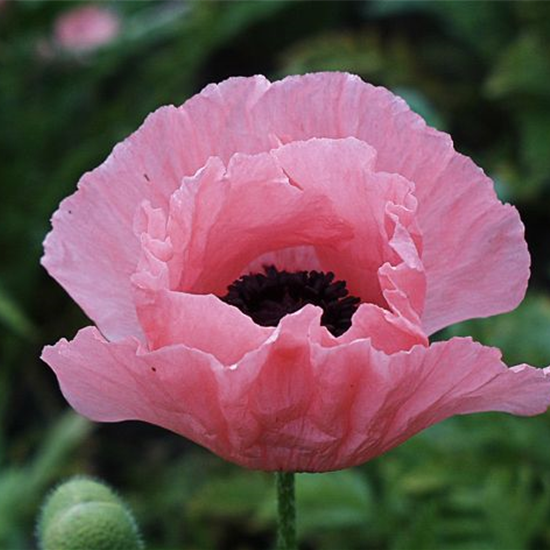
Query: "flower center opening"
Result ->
[[220, 265, 360, 337]]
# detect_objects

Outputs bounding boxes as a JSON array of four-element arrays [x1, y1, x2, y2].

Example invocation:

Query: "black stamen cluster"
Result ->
[[220, 265, 360, 337]]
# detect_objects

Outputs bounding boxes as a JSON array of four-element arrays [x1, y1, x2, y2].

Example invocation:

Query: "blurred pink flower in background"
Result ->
[[41, 73, 550, 472], [54, 4, 119, 53]]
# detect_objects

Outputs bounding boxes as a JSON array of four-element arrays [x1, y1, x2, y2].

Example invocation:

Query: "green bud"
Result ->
[[37, 477, 143, 550]]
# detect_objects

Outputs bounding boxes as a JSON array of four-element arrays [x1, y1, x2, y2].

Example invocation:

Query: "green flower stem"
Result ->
[[276, 472, 296, 550]]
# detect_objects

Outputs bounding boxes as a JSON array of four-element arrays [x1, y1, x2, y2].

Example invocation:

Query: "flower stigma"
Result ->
[[220, 265, 360, 336]]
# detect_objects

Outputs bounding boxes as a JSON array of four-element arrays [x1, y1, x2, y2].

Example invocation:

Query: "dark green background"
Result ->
[[1, 1, 550, 549]]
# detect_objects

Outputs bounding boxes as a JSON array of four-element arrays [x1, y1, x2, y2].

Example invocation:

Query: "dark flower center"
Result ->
[[220, 265, 360, 337]]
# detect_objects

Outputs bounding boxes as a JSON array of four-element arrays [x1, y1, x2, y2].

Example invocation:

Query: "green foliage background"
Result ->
[[1, 1, 550, 549]]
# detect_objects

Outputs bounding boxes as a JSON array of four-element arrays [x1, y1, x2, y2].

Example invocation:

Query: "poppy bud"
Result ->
[[37, 477, 143, 550]]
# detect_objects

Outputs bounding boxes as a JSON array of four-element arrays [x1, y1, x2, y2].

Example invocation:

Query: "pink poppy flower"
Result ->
[[42, 73, 550, 472], [54, 5, 119, 53]]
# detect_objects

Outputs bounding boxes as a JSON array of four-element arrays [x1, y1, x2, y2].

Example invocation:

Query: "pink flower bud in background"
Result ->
[[54, 5, 119, 53]]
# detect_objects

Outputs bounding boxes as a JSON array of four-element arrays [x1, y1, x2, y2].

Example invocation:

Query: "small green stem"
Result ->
[[276, 472, 296, 550]]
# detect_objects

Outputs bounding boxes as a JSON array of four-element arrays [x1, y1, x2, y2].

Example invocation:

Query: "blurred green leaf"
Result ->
[[0, 283, 38, 339], [483, 469, 550, 550], [428, 2, 514, 61], [443, 291, 550, 367], [187, 470, 271, 522], [393, 86, 447, 130], [486, 33, 550, 100], [515, 2, 550, 39], [390, 501, 439, 550], [279, 30, 384, 77], [27, 412, 92, 491], [295, 470, 372, 535], [367, 0, 430, 18], [516, 107, 550, 190], [0, 412, 91, 548]]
